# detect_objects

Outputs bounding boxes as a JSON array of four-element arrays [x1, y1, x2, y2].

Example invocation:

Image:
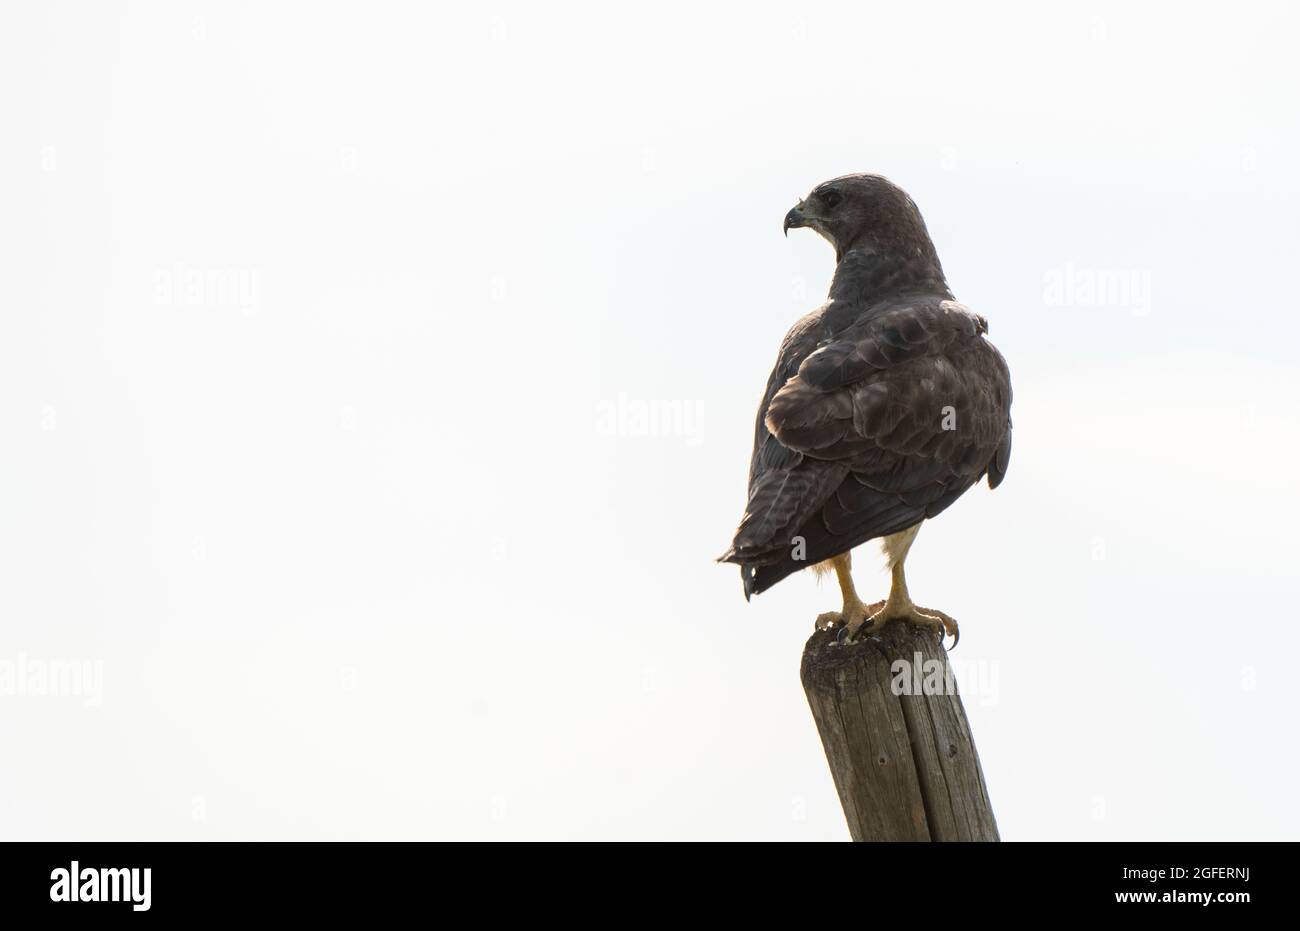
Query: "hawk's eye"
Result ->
[[821, 190, 843, 209]]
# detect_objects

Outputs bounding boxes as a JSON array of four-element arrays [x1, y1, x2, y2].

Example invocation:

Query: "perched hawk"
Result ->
[[719, 174, 1012, 645]]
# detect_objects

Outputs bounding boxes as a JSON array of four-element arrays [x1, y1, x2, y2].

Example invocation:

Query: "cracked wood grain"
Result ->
[[800, 621, 999, 842]]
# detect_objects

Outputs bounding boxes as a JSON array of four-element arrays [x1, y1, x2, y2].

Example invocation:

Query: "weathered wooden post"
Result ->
[[800, 613, 999, 841]]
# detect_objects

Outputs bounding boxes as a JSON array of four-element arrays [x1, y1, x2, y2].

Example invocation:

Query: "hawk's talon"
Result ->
[[912, 606, 959, 650], [828, 604, 959, 649], [824, 600, 872, 643], [837, 619, 879, 645]]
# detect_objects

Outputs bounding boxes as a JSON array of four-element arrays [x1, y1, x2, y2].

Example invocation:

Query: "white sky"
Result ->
[[3, 0, 1298, 839]]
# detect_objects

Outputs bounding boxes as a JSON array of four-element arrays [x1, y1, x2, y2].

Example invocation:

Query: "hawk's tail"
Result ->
[[715, 548, 762, 602]]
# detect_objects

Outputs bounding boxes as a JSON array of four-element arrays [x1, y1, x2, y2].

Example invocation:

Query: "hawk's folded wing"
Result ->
[[721, 298, 1011, 597]]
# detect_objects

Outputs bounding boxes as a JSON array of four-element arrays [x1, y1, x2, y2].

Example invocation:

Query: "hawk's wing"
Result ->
[[720, 297, 1011, 598]]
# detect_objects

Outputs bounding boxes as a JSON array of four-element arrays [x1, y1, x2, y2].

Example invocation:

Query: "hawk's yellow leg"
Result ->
[[816, 526, 960, 647], [813, 552, 872, 634]]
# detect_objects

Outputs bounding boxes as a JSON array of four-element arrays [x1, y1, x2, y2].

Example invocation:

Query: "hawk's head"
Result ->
[[784, 173, 938, 265]]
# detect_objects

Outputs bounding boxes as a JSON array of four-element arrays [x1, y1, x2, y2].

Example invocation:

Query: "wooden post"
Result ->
[[800, 616, 999, 841]]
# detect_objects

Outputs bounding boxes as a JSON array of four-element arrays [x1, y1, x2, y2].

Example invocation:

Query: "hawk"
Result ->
[[719, 174, 1012, 645]]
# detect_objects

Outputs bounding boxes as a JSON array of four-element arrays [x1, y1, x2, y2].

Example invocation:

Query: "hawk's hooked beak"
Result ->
[[783, 204, 806, 237]]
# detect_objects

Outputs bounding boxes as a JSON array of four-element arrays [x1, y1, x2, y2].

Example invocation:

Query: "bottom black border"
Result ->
[[0, 841, 1280, 918]]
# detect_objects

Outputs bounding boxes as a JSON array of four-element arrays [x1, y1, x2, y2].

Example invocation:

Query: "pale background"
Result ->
[[3, 1, 1298, 840]]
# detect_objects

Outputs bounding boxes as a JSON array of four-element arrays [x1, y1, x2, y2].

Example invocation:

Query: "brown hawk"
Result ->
[[719, 174, 1012, 645]]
